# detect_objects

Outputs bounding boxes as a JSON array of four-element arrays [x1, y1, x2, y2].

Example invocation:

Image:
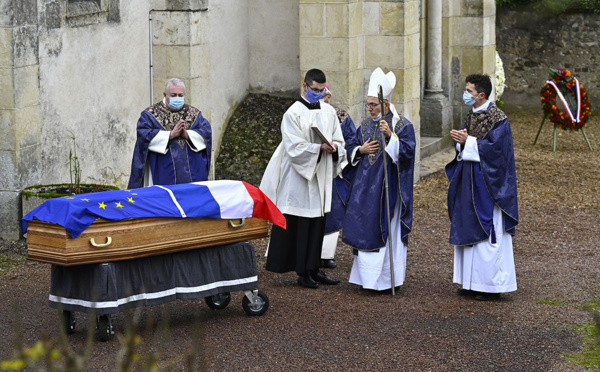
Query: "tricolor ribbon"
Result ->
[[545, 78, 581, 123]]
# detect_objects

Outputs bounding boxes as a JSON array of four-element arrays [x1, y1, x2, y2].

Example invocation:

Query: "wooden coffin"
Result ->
[[26, 217, 268, 266]]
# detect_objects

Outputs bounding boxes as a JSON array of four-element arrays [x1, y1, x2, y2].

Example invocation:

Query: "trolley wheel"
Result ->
[[61, 310, 76, 335], [96, 315, 114, 342], [204, 292, 231, 310], [242, 290, 269, 316]]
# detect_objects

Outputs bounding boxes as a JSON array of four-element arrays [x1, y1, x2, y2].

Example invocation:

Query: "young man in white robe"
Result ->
[[260, 69, 347, 289]]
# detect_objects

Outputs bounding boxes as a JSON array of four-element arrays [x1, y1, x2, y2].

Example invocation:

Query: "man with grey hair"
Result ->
[[128, 78, 212, 188]]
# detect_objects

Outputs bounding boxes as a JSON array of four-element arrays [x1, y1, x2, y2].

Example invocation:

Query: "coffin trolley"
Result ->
[[21, 181, 285, 341]]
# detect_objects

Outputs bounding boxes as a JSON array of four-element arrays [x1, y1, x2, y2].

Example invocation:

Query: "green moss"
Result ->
[[536, 297, 564, 306], [22, 184, 120, 200], [565, 302, 600, 369]]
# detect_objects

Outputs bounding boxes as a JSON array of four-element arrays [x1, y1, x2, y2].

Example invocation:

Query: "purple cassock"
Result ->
[[445, 107, 519, 246], [324, 111, 361, 234], [342, 111, 416, 250], [128, 102, 212, 189]]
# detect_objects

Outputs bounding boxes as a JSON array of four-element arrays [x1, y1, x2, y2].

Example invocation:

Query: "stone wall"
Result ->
[[497, 9, 600, 110]]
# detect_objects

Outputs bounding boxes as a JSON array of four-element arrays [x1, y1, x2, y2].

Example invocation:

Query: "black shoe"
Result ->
[[456, 288, 478, 296], [321, 259, 337, 269], [475, 293, 501, 301], [297, 275, 319, 289], [312, 270, 340, 285]]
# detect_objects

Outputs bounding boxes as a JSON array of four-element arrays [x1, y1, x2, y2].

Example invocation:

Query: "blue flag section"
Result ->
[[21, 180, 287, 239]]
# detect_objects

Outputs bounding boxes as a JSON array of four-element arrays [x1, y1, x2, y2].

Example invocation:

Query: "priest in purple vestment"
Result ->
[[320, 85, 360, 269], [128, 78, 212, 189], [446, 74, 518, 301]]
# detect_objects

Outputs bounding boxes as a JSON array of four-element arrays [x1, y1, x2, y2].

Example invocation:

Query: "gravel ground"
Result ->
[[1, 110, 599, 371]]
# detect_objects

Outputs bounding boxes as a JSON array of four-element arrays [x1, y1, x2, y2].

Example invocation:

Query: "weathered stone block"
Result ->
[[14, 104, 41, 149], [349, 3, 362, 37], [13, 24, 39, 67], [300, 38, 348, 71], [326, 4, 348, 38], [0, 190, 21, 240], [166, 46, 192, 80], [0, 0, 12, 27], [483, 16, 495, 46], [0, 27, 12, 68], [0, 150, 17, 190], [462, 47, 484, 74], [17, 144, 42, 187], [380, 2, 404, 35], [152, 11, 193, 46], [13, 0, 37, 26], [0, 68, 14, 108], [405, 66, 421, 101], [483, 44, 496, 76], [300, 4, 324, 37], [405, 33, 420, 68], [452, 16, 483, 46], [14, 65, 39, 109], [362, 2, 380, 35], [348, 36, 364, 70], [190, 45, 210, 80], [348, 68, 365, 106], [462, 0, 483, 17], [0, 109, 15, 151], [364, 35, 404, 69], [323, 71, 349, 106], [165, 0, 209, 11], [44, 1, 62, 30]]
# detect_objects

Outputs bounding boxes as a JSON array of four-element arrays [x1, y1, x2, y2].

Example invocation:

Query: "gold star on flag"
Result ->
[[115, 202, 124, 208], [98, 202, 107, 210], [82, 198, 89, 202], [127, 197, 135, 203]]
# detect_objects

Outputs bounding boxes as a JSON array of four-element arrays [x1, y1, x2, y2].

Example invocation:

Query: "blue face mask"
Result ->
[[305, 88, 323, 104], [462, 90, 476, 106], [168, 97, 185, 110], [373, 112, 382, 122]]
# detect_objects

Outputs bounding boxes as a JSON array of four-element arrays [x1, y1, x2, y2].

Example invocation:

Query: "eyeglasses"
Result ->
[[366, 103, 380, 109], [307, 85, 326, 93]]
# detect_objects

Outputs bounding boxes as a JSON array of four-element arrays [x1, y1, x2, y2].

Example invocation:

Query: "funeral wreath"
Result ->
[[540, 68, 591, 131]]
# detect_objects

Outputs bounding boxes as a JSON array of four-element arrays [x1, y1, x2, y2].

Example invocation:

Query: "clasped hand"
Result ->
[[170, 120, 190, 140], [450, 129, 468, 145]]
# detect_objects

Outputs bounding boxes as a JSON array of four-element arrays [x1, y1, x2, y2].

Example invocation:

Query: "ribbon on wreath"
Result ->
[[545, 77, 581, 123]]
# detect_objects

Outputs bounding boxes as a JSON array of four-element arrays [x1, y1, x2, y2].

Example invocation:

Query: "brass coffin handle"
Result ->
[[90, 236, 112, 248], [229, 218, 246, 228]]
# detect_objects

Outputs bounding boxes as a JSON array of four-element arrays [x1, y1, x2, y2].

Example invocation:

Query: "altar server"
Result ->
[[260, 69, 347, 289]]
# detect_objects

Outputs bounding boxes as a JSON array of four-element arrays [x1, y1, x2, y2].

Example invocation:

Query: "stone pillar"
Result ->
[[421, 0, 452, 140], [425, 0, 443, 96], [0, 0, 42, 239]]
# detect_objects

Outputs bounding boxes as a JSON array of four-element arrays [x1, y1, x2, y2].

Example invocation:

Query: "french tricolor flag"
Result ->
[[22, 180, 286, 238]]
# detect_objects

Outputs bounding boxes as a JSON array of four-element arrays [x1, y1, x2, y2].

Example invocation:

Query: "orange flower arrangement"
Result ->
[[540, 68, 591, 131]]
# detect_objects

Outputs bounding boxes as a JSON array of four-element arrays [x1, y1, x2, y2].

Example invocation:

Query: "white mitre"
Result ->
[[367, 67, 396, 101]]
